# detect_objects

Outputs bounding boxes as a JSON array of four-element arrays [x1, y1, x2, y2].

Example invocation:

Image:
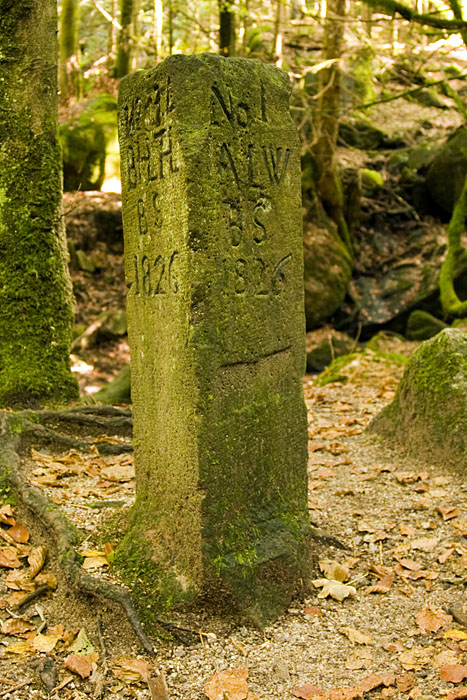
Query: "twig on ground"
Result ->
[[0, 680, 31, 697]]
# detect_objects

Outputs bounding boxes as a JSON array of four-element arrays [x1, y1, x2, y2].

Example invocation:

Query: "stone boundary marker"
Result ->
[[118, 54, 310, 625]]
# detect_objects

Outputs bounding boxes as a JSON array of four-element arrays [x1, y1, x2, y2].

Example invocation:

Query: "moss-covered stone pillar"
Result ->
[[0, 0, 78, 407], [117, 54, 310, 625]]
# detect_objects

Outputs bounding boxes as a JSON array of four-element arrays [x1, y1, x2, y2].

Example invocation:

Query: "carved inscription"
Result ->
[[221, 198, 292, 297], [218, 142, 292, 188], [133, 251, 179, 296]]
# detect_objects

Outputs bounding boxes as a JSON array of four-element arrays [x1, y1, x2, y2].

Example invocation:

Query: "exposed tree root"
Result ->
[[0, 409, 154, 655]]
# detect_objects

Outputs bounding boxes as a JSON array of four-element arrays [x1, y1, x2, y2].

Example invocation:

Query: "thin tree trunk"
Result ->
[[273, 0, 283, 66], [153, 0, 164, 59], [115, 0, 134, 78], [0, 0, 78, 406], [59, 0, 80, 102], [311, 0, 353, 252], [219, 0, 236, 55], [168, 0, 174, 54]]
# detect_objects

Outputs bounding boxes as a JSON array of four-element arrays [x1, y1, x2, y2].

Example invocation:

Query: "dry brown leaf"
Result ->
[[437, 506, 460, 521], [81, 556, 109, 570], [312, 579, 356, 601], [32, 632, 61, 653], [111, 656, 152, 683], [340, 627, 373, 645], [439, 548, 455, 564], [383, 641, 405, 653], [304, 605, 323, 616], [316, 467, 336, 480], [8, 523, 30, 543], [4, 570, 36, 592], [447, 688, 467, 700], [148, 671, 169, 700], [399, 524, 417, 536], [416, 607, 452, 633], [396, 673, 415, 691], [440, 665, 467, 683], [358, 674, 396, 693], [0, 547, 22, 569], [318, 559, 349, 582], [1, 618, 34, 636], [291, 685, 325, 699], [432, 650, 461, 669], [3, 639, 33, 655], [399, 646, 434, 671], [100, 463, 135, 482], [204, 667, 249, 700], [444, 630, 467, 641], [28, 545, 47, 578], [367, 574, 394, 594], [0, 504, 15, 526], [410, 536, 438, 552], [394, 472, 418, 483], [64, 652, 98, 678], [34, 572, 58, 589]]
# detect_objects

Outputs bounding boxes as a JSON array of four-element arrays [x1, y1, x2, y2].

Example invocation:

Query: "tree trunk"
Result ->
[[219, 0, 236, 55], [153, 0, 164, 59], [59, 0, 80, 102], [0, 0, 78, 407], [311, 0, 353, 252], [115, 0, 134, 77], [439, 172, 467, 317]]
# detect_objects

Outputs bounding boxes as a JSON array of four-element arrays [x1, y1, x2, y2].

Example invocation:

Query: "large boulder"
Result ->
[[425, 126, 467, 215], [369, 329, 467, 467], [303, 221, 353, 329]]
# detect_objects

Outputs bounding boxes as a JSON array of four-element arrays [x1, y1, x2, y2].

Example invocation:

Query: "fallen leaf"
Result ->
[[399, 646, 434, 670], [440, 665, 467, 683], [447, 688, 467, 700], [68, 628, 95, 656], [432, 650, 461, 669], [368, 574, 394, 594], [394, 472, 419, 483], [383, 641, 405, 653], [28, 546, 47, 578], [0, 505, 15, 526], [358, 674, 396, 693], [148, 671, 169, 700], [444, 630, 467, 641], [312, 579, 356, 601], [100, 464, 135, 482], [3, 639, 33, 655], [437, 506, 460, 521], [416, 607, 452, 633], [32, 632, 61, 653], [8, 523, 30, 543], [318, 560, 349, 582], [396, 674, 415, 691], [34, 572, 58, 589], [111, 656, 152, 683], [439, 549, 455, 564], [64, 653, 98, 679], [316, 467, 336, 479], [204, 667, 249, 700], [340, 627, 373, 645], [1, 618, 34, 636], [81, 555, 109, 570], [304, 605, 323, 616], [291, 685, 325, 699], [400, 524, 417, 536], [4, 569, 36, 591], [0, 547, 22, 569], [410, 536, 439, 552]]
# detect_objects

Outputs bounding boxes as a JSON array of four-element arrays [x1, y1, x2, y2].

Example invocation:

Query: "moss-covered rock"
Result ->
[[93, 365, 131, 404], [359, 168, 383, 197], [316, 348, 407, 386], [369, 329, 467, 467], [306, 327, 359, 373], [405, 310, 448, 341], [426, 126, 467, 215], [338, 118, 387, 150]]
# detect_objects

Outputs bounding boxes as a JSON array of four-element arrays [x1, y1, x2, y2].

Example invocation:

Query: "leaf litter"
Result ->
[[2, 351, 467, 697]]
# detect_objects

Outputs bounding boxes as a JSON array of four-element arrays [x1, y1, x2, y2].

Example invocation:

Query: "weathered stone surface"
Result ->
[[306, 327, 358, 373], [117, 54, 310, 624], [405, 310, 447, 341], [369, 329, 467, 467]]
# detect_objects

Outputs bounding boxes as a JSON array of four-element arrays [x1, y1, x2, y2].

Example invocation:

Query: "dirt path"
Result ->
[[1, 352, 467, 699]]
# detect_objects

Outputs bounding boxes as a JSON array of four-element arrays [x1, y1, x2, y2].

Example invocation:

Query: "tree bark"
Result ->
[[59, 0, 80, 102], [0, 0, 78, 407], [219, 0, 236, 55], [311, 0, 353, 252], [115, 0, 134, 77]]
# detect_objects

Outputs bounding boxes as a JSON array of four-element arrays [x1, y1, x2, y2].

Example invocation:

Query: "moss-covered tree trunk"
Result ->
[[59, 0, 80, 102], [439, 170, 467, 316], [115, 0, 134, 78], [0, 0, 78, 407]]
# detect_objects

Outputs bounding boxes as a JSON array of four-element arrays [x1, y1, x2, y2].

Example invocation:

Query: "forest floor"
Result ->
[[1, 347, 467, 700]]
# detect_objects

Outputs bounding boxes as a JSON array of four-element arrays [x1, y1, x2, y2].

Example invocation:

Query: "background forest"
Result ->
[[57, 0, 467, 399]]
